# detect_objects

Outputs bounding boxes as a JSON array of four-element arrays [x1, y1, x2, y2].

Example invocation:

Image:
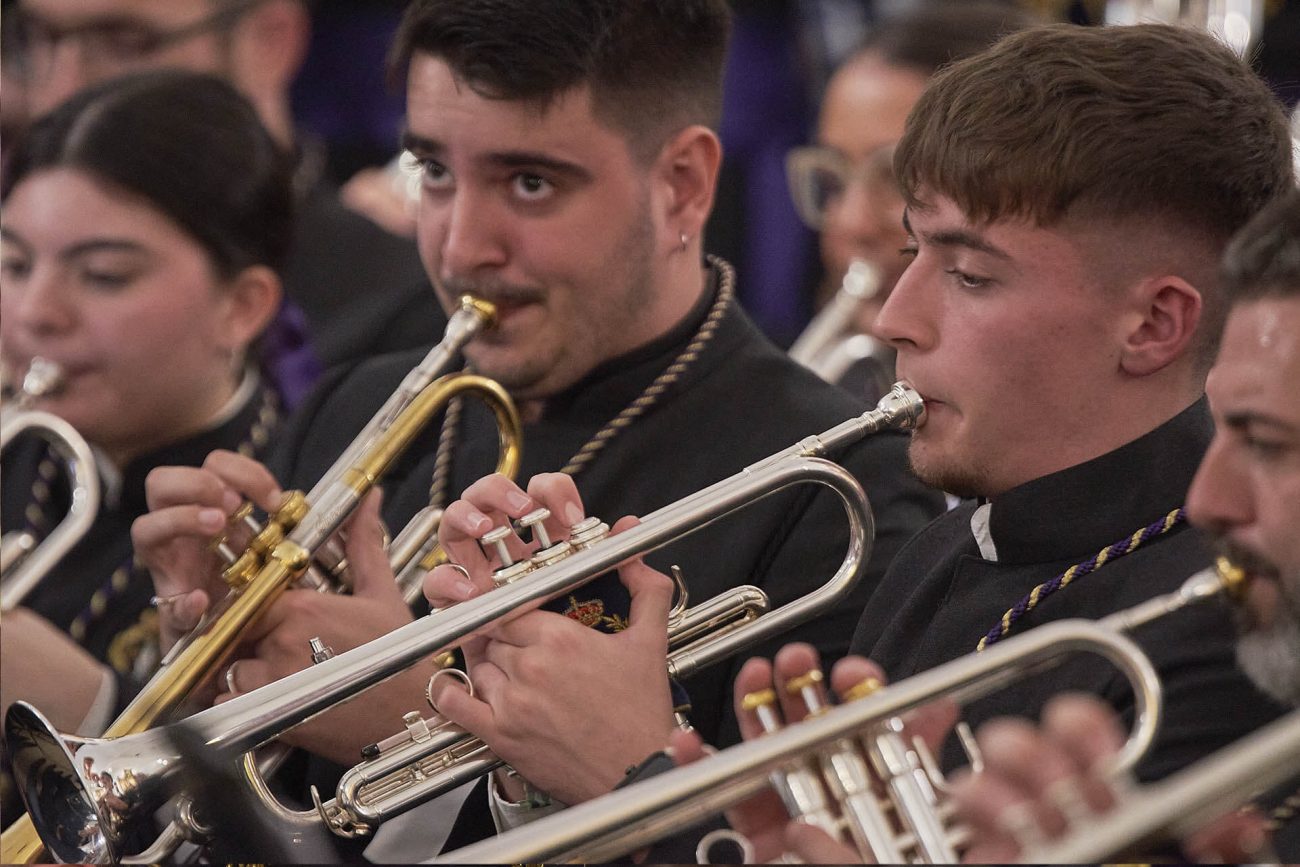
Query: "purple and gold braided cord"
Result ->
[[976, 507, 1187, 651]]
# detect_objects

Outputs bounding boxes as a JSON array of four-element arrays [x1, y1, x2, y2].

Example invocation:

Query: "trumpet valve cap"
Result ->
[[783, 669, 824, 695], [740, 688, 778, 713], [518, 508, 553, 548], [842, 677, 885, 703], [531, 540, 573, 568], [492, 560, 534, 586], [568, 516, 610, 549], [481, 525, 516, 566]]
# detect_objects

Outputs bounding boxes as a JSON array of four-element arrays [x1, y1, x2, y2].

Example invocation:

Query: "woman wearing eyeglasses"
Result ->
[[0, 71, 293, 745], [786, 2, 1034, 398]]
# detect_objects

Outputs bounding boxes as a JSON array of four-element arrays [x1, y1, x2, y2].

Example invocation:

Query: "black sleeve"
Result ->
[[706, 431, 943, 749]]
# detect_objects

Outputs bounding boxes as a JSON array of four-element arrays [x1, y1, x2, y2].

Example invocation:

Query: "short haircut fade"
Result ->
[[895, 23, 1294, 245]]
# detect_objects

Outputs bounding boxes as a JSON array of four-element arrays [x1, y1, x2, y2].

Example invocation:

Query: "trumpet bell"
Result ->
[[6, 702, 176, 864]]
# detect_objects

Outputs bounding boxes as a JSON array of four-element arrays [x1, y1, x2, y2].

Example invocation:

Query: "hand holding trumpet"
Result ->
[[132, 449, 430, 764], [423, 472, 679, 806], [670, 643, 957, 864]]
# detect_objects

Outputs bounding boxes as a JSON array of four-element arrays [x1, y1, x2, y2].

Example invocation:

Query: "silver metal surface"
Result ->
[[1, 382, 101, 610], [434, 567, 1232, 864], [1024, 708, 1300, 862], [6, 383, 923, 862]]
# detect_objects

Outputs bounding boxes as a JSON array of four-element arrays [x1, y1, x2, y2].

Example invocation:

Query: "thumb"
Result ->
[[344, 489, 400, 603], [611, 517, 673, 640]]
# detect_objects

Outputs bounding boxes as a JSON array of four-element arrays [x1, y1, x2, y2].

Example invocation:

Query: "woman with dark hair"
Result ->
[[0, 70, 297, 741]]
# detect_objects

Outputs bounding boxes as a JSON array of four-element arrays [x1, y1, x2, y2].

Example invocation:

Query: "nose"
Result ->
[[872, 255, 935, 352], [433, 187, 508, 282], [1186, 433, 1254, 536], [8, 265, 79, 338]]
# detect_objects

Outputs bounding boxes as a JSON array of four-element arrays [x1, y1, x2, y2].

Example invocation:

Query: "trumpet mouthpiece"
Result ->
[[21, 358, 64, 401], [876, 382, 926, 431]]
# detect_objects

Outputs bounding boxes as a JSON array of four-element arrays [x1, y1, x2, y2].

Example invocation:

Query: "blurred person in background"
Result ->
[[787, 0, 1035, 399], [7, 0, 439, 377], [0, 71, 292, 820]]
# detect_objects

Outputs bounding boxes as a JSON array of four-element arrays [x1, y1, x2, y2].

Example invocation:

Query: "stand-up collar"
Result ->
[[986, 398, 1212, 565]]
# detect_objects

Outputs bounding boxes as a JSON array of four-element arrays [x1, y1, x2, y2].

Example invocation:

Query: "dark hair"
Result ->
[[2, 69, 294, 278], [857, 0, 1038, 77], [389, 0, 731, 160], [1222, 190, 1300, 303], [894, 23, 1294, 365], [895, 24, 1293, 239]]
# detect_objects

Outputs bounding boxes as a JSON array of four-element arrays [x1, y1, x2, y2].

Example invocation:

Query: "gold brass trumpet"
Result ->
[[1023, 707, 1300, 862], [1, 359, 101, 611], [0, 297, 521, 864], [5, 383, 924, 864], [431, 561, 1247, 864]]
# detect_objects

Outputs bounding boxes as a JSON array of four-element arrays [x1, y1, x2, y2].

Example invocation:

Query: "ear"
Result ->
[[218, 265, 283, 353], [652, 125, 722, 253], [226, 0, 310, 134], [1118, 275, 1203, 377]]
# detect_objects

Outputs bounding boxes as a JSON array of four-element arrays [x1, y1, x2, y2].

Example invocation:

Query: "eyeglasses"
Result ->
[[785, 144, 903, 230], [6, 0, 265, 84]]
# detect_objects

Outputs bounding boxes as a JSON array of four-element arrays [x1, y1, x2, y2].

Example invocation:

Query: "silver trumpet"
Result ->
[[433, 562, 1245, 864], [313, 538, 773, 838], [1, 358, 101, 610], [1023, 707, 1300, 863], [788, 259, 890, 385], [6, 382, 924, 863]]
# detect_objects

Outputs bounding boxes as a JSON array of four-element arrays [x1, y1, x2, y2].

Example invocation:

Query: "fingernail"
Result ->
[[221, 490, 242, 513], [506, 491, 532, 511], [466, 509, 490, 531], [564, 502, 584, 526], [454, 580, 478, 600], [199, 508, 226, 531]]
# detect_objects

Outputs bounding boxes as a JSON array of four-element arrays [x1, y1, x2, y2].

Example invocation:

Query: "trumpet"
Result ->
[[432, 561, 1247, 864], [1, 359, 101, 611], [788, 259, 890, 385], [0, 297, 521, 864], [1023, 707, 1300, 863], [313, 539, 788, 837], [6, 382, 924, 864]]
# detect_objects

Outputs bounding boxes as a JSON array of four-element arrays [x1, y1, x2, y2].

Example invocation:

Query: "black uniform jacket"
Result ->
[[851, 399, 1288, 782], [269, 267, 944, 750], [2, 385, 281, 708]]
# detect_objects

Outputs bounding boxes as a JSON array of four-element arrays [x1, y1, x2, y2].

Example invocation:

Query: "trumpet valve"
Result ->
[[482, 525, 534, 586], [567, 516, 610, 549], [520, 507, 575, 567]]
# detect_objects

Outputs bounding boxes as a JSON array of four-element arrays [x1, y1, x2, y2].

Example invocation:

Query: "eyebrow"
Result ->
[[1222, 410, 1298, 436], [902, 208, 1012, 261], [400, 131, 594, 183], [0, 229, 147, 260]]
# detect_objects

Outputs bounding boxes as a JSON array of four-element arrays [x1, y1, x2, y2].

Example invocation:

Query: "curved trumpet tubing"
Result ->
[[789, 259, 890, 384], [433, 565, 1239, 864], [7, 383, 923, 863], [0, 298, 513, 864], [1, 410, 101, 610]]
